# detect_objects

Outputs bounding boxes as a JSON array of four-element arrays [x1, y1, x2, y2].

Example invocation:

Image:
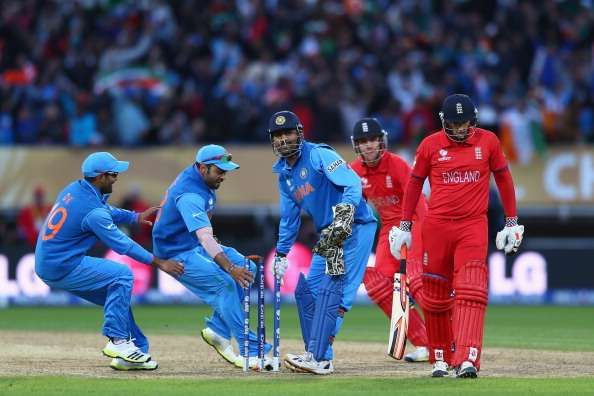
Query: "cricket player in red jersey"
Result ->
[[389, 94, 524, 378], [349, 117, 429, 363]]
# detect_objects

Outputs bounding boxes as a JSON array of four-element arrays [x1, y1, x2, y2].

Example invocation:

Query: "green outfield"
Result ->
[[1, 305, 594, 395]]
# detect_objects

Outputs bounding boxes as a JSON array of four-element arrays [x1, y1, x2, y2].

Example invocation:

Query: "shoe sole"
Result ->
[[102, 349, 150, 363], [404, 356, 429, 363], [201, 330, 236, 366], [431, 370, 449, 377], [283, 359, 309, 373], [110, 362, 159, 371], [456, 368, 478, 378], [283, 358, 333, 375]]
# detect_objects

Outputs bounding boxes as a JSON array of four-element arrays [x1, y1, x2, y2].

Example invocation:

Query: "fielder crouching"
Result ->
[[267, 110, 377, 375], [35, 152, 184, 371]]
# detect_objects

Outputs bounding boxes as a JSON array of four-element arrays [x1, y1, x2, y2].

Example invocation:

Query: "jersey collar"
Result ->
[[81, 179, 109, 203], [359, 154, 388, 175]]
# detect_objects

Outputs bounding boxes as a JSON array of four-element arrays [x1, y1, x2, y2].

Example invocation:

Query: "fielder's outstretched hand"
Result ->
[[138, 206, 161, 226], [389, 221, 412, 260], [496, 217, 524, 255], [153, 257, 184, 277]]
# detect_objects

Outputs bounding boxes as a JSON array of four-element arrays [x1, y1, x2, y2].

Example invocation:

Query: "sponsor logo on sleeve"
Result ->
[[326, 159, 345, 173]]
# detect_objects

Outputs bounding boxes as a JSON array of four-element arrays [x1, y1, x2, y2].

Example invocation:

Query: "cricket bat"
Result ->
[[387, 245, 409, 360]]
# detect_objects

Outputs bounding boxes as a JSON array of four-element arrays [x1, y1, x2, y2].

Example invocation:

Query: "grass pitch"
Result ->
[[1, 305, 593, 395]]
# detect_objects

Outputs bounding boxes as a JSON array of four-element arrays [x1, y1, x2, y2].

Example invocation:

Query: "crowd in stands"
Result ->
[[0, 0, 592, 165]]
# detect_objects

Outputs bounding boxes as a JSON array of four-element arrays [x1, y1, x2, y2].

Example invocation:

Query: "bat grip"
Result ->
[[399, 245, 407, 274]]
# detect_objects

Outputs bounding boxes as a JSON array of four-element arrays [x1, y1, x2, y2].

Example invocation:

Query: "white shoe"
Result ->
[[110, 357, 158, 371], [284, 352, 334, 375], [201, 328, 238, 365], [455, 361, 478, 378], [103, 340, 151, 363], [234, 355, 274, 371], [431, 360, 449, 377], [404, 346, 429, 362]]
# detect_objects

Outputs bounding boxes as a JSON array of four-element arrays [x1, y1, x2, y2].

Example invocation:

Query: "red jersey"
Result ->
[[411, 128, 507, 219], [351, 152, 425, 225]]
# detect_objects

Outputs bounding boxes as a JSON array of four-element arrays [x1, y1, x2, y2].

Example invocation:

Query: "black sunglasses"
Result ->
[[104, 171, 119, 177]]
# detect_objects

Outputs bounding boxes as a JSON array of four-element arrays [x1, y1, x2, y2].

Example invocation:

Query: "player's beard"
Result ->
[[100, 183, 113, 194]]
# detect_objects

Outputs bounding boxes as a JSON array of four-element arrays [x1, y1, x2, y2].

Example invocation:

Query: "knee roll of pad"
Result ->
[[454, 261, 488, 305], [421, 274, 453, 313]]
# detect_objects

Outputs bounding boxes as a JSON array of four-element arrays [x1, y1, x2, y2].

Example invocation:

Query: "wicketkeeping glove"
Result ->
[[496, 217, 524, 255], [325, 203, 355, 246], [388, 221, 412, 260]]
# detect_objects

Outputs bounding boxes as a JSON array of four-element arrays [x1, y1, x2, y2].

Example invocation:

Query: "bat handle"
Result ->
[[399, 245, 407, 274]]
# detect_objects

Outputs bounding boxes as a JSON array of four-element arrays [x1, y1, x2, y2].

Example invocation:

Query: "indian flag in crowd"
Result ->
[[94, 67, 172, 96]]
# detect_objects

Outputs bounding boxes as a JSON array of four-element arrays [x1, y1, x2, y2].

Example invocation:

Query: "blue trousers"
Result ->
[[39, 256, 149, 352], [307, 221, 377, 360], [175, 245, 271, 356]]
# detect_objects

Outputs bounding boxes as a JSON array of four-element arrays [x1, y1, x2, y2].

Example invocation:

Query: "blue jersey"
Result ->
[[153, 164, 216, 259], [35, 180, 153, 281], [273, 141, 376, 254]]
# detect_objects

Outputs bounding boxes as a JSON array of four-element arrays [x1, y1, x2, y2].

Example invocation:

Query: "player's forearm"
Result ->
[[493, 168, 517, 218], [401, 175, 424, 222], [340, 181, 362, 206], [196, 227, 223, 258]]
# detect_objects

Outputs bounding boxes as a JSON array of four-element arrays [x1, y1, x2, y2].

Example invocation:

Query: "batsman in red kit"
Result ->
[[349, 118, 429, 363], [389, 94, 525, 378]]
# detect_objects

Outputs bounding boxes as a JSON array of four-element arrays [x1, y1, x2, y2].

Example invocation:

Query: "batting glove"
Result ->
[[389, 221, 412, 260], [496, 217, 524, 255], [272, 252, 289, 280]]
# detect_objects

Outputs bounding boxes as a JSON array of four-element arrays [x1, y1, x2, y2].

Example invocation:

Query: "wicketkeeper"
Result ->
[[267, 110, 377, 375]]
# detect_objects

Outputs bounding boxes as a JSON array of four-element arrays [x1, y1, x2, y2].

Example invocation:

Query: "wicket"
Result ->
[[243, 255, 281, 372]]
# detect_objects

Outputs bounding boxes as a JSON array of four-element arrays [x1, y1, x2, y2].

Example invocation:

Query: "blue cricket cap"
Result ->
[[195, 145, 240, 172], [81, 152, 130, 177]]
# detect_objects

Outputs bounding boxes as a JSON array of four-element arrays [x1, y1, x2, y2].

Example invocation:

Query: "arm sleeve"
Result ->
[[195, 227, 224, 258], [106, 205, 139, 224], [311, 147, 362, 206], [83, 208, 153, 264], [490, 134, 517, 217], [493, 168, 517, 218], [401, 143, 430, 221], [175, 193, 211, 233], [276, 181, 301, 255]]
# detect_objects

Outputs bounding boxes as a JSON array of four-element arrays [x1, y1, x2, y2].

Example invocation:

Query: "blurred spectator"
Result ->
[[16, 185, 52, 247], [0, 0, 591, 154]]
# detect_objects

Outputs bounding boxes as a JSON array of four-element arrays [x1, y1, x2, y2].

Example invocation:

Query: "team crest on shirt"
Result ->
[[423, 251, 428, 266], [475, 146, 482, 160], [385, 175, 393, 188], [438, 149, 451, 162], [299, 167, 308, 179]]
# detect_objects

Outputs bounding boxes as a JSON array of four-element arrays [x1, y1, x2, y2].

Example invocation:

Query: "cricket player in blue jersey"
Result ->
[[35, 152, 184, 371], [153, 144, 274, 370], [268, 111, 378, 375]]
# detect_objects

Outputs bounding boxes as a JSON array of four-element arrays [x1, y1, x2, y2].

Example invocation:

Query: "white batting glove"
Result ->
[[389, 221, 412, 260], [272, 252, 289, 280], [496, 217, 525, 255]]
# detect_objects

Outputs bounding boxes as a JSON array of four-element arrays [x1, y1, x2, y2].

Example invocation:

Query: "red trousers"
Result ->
[[421, 215, 488, 369]]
